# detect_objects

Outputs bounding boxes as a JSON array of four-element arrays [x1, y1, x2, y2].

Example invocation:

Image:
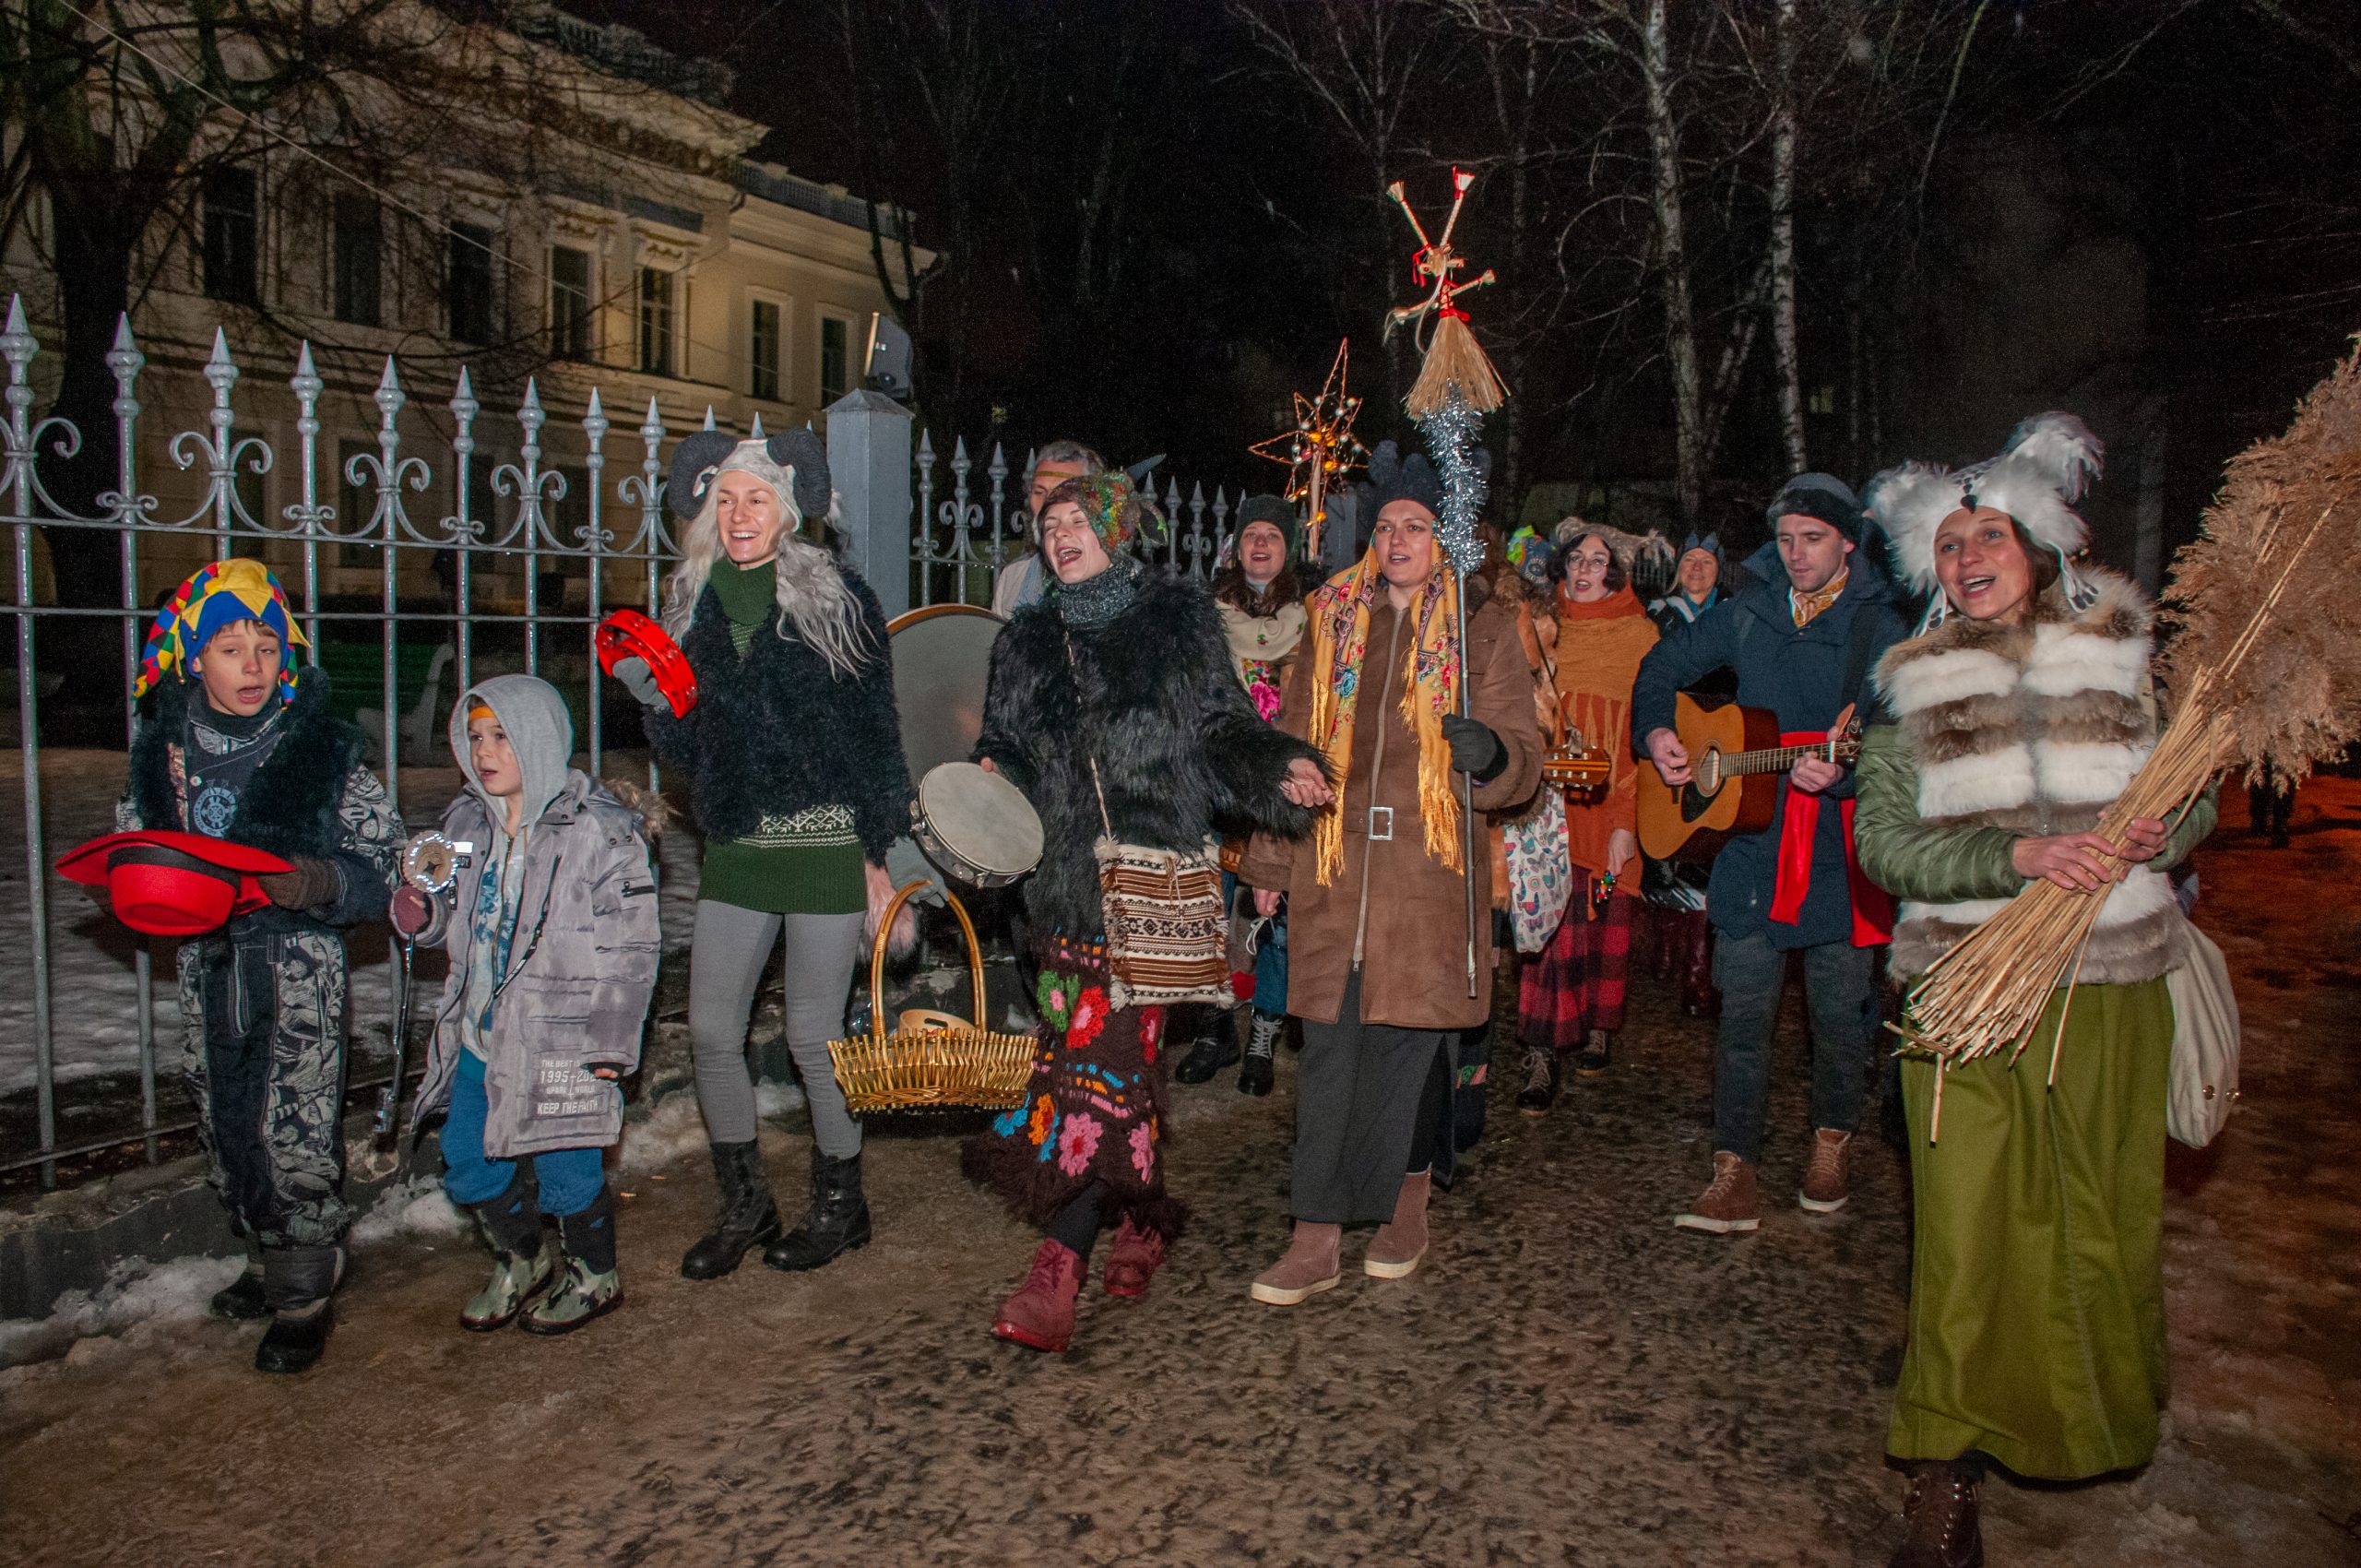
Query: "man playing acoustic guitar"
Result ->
[[1631, 475, 1907, 1233]]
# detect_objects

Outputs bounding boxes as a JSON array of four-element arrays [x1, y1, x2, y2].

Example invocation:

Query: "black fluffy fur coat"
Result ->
[[648, 566, 913, 862], [975, 570, 1324, 938], [126, 669, 389, 931]]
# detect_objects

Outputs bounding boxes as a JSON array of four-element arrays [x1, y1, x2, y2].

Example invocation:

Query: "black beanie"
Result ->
[[1764, 472, 1865, 541], [1234, 493, 1300, 560]]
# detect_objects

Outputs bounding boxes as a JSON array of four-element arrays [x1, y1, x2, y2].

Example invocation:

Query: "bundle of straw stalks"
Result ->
[[1896, 339, 2361, 1083]]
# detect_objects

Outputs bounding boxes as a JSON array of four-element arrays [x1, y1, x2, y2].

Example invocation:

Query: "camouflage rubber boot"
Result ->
[[522, 1189, 623, 1336], [462, 1168, 554, 1332]]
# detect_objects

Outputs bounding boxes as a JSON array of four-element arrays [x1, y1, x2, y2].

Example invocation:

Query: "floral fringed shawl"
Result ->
[[1304, 550, 1464, 885]]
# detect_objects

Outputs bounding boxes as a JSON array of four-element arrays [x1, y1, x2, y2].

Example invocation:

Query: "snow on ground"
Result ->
[[0, 747, 699, 1104], [0, 1253, 243, 1368], [345, 1173, 470, 1249]]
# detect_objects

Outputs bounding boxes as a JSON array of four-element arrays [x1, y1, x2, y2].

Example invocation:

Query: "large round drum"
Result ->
[[887, 604, 1003, 780], [911, 762, 1042, 887]]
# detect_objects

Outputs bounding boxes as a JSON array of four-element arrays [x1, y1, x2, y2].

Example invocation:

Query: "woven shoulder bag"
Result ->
[[1067, 638, 1233, 1008]]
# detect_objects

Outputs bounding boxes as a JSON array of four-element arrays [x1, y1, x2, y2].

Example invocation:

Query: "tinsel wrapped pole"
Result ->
[[1426, 389, 1489, 998], [1388, 168, 1512, 1000]]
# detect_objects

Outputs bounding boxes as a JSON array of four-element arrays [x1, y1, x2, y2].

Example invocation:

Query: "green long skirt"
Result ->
[[1889, 978, 2174, 1479]]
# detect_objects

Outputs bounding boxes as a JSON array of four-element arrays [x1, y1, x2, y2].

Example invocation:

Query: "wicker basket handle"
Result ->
[[869, 881, 988, 1046]]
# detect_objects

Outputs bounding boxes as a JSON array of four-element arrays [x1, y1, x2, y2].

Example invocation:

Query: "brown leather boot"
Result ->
[[1889, 1461, 1983, 1568], [1799, 1128, 1853, 1214], [1673, 1151, 1761, 1233], [1363, 1170, 1431, 1278], [1250, 1221, 1343, 1305]]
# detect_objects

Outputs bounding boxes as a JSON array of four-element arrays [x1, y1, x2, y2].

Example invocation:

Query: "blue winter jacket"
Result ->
[[1629, 543, 1908, 950]]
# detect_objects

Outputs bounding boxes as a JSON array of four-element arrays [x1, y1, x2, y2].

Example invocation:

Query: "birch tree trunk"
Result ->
[[1642, 0, 1705, 525], [1769, 0, 1808, 473]]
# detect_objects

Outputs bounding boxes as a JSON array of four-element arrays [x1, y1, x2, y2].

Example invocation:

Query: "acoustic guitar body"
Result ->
[[1635, 695, 1786, 862]]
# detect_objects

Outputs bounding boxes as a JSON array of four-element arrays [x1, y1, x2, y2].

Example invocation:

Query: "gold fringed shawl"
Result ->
[[1305, 550, 1465, 885]]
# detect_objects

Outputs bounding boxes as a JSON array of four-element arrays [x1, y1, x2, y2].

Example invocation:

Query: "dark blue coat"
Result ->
[[1629, 546, 1907, 950]]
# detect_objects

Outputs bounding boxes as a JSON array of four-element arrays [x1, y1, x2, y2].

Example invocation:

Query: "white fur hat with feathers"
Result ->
[[1865, 412, 2105, 595]]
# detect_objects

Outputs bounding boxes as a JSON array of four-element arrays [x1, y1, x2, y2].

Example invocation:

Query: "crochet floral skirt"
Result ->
[[961, 932, 1189, 1242]]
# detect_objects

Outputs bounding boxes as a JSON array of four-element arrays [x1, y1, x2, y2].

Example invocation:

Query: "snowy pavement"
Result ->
[[0, 781, 2355, 1565]]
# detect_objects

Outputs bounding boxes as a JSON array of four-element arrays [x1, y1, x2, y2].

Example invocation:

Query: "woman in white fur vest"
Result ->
[[1855, 414, 2215, 1568]]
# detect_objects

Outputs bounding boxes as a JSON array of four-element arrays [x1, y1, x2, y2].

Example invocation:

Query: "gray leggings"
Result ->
[[689, 900, 866, 1157]]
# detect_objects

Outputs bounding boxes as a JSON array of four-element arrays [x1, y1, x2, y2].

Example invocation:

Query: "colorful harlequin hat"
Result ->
[[1044, 471, 1160, 552], [135, 559, 307, 702]]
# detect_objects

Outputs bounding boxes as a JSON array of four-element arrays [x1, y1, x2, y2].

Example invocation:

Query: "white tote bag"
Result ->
[[2165, 923, 2241, 1148]]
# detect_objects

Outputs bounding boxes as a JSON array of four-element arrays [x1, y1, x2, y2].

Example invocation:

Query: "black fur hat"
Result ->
[[668, 429, 832, 520]]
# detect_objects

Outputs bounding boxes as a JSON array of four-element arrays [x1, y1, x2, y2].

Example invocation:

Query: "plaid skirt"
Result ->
[[1518, 885, 1632, 1050]]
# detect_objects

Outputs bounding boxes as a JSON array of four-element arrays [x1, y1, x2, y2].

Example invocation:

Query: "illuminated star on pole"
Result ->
[[1250, 339, 1369, 563]]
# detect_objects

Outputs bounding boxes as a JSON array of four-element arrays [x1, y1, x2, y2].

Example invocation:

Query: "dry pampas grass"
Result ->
[[2158, 338, 2361, 787], [1897, 338, 2361, 1107]]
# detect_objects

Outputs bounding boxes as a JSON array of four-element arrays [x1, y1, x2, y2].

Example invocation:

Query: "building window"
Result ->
[[637, 267, 676, 375], [750, 299, 781, 401], [549, 245, 594, 359], [819, 313, 849, 405], [202, 167, 260, 305], [1808, 384, 1837, 417], [448, 221, 495, 346], [333, 196, 381, 327]]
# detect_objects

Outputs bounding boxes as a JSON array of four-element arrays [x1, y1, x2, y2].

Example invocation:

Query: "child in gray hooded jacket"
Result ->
[[394, 674, 660, 1334]]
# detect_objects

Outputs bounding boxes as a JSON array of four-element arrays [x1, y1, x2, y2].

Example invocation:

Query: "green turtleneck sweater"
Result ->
[[696, 556, 867, 915]]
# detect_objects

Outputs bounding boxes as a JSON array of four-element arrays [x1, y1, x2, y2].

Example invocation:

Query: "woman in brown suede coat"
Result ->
[[1238, 446, 1541, 1304]]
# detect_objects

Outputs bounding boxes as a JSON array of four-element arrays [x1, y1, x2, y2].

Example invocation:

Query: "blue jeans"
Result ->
[[1223, 872, 1289, 1016], [1710, 932, 1878, 1164], [441, 1053, 607, 1218]]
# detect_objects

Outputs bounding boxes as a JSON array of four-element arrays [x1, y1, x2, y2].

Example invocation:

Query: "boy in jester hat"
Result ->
[[116, 559, 401, 1374]]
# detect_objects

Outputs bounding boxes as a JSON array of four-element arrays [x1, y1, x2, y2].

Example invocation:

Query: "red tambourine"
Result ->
[[595, 609, 699, 719]]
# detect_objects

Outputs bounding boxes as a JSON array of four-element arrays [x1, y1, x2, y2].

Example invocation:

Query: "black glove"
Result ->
[[1441, 715, 1507, 782], [258, 857, 342, 913], [611, 656, 664, 710]]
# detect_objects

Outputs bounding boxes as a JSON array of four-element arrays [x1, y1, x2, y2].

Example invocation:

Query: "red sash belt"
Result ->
[[1768, 730, 1894, 948]]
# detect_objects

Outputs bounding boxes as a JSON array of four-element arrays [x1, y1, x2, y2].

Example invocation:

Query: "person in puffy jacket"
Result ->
[[397, 675, 660, 1336]]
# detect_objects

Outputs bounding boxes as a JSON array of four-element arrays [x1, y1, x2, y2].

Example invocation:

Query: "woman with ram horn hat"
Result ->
[[611, 430, 914, 1285], [1855, 414, 2216, 1568]]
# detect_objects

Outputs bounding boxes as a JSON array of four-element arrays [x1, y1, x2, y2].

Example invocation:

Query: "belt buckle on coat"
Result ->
[[1368, 805, 1394, 841]]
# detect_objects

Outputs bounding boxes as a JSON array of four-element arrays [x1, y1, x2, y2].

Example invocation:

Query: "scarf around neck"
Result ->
[[1053, 555, 1143, 630], [1305, 551, 1463, 885]]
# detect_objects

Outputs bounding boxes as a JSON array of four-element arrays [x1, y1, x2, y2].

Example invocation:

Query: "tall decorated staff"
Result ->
[[1251, 339, 1370, 564], [1880, 346, 2361, 1112], [1388, 167, 1511, 996]]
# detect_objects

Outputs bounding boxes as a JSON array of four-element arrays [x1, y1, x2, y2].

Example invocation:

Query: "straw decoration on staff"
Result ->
[[1386, 168, 1508, 419], [1894, 342, 2361, 1125]]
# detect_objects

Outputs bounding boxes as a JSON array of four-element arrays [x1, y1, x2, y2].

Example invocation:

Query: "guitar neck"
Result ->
[[1723, 740, 1841, 776]]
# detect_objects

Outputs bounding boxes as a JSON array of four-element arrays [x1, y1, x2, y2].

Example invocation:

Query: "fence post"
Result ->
[[825, 389, 913, 621]]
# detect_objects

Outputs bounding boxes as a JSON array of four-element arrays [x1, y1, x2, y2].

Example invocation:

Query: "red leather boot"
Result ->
[[991, 1239, 1085, 1352]]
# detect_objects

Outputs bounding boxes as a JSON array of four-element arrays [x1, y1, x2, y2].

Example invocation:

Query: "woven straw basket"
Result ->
[[827, 881, 1035, 1113]]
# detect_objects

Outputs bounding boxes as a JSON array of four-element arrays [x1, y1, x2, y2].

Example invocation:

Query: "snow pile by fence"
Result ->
[[0, 1253, 243, 1367]]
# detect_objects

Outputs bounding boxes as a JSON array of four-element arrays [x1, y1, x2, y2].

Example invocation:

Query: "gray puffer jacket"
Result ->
[[411, 676, 660, 1158]]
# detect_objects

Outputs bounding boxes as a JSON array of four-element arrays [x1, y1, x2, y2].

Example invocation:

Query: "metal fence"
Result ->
[[0, 295, 1262, 1188], [0, 295, 690, 1187], [908, 431, 1244, 609]]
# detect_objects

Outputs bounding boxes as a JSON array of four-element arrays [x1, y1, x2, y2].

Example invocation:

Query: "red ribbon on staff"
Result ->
[[1768, 730, 1894, 948]]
